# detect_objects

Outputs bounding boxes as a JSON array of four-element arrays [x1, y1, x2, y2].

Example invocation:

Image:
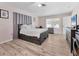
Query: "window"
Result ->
[[46, 18, 60, 28], [54, 24, 59, 28]]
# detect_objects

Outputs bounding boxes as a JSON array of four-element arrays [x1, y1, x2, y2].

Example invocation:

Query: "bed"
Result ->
[[18, 24, 48, 45]]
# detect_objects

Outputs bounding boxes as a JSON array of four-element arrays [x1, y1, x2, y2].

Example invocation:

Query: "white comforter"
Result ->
[[20, 28, 48, 38]]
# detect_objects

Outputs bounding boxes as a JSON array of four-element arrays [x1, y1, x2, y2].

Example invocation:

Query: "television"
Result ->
[[71, 14, 77, 29]]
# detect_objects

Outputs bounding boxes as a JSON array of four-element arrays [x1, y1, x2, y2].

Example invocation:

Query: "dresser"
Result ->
[[48, 28, 54, 34], [66, 27, 76, 53]]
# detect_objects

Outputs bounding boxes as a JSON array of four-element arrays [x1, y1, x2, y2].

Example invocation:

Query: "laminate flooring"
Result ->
[[0, 34, 72, 56]]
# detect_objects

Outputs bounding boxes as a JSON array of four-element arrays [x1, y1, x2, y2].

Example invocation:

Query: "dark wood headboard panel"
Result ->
[[15, 12, 32, 25], [18, 24, 23, 37]]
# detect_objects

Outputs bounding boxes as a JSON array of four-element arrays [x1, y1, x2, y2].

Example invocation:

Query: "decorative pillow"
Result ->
[[21, 24, 27, 29], [21, 24, 35, 29]]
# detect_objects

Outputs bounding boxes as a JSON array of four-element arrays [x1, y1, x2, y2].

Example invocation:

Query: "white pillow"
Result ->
[[21, 24, 35, 29], [27, 25, 35, 29], [21, 24, 27, 29]]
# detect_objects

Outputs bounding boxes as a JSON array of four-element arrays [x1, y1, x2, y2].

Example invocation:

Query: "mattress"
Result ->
[[20, 28, 48, 38]]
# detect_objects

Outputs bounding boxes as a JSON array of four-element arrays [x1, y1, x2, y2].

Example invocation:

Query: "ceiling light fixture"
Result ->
[[38, 3, 46, 7], [38, 4, 42, 7]]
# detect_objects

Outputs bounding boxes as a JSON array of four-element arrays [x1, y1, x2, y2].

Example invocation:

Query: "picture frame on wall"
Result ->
[[0, 9, 9, 19]]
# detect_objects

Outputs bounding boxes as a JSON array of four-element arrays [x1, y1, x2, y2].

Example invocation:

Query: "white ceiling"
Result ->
[[2, 2, 79, 16]]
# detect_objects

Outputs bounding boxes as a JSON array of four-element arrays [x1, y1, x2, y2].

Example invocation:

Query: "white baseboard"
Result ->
[[0, 39, 13, 44]]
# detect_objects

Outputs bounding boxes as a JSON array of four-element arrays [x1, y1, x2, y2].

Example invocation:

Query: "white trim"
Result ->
[[0, 39, 13, 44]]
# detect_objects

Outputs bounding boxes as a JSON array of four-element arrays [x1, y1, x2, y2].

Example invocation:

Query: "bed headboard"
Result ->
[[18, 24, 22, 29], [18, 24, 23, 36]]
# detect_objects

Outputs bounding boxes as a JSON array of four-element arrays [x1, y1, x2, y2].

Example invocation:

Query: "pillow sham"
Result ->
[[21, 24, 35, 29]]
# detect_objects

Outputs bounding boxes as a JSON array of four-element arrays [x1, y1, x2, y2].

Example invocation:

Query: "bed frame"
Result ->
[[18, 24, 48, 45]]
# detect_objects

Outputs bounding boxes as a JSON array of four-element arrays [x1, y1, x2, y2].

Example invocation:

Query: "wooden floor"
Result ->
[[0, 34, 72, 56]]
